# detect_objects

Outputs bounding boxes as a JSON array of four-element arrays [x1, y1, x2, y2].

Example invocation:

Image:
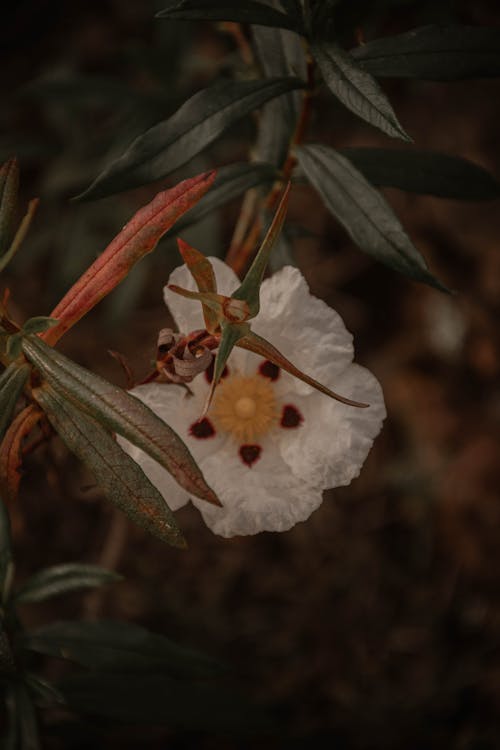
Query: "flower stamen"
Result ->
[[210, 373, 278, 443]]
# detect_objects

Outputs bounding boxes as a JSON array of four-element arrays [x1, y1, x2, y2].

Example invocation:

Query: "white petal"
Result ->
[[164, 256, 241, 334], [252, 266, 355, 396], [279, 362, 386, 489], [118, 382, 226, 510], [192, 444, 324, 537]]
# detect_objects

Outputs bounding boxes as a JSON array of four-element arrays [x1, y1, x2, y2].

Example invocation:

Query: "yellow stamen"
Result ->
[[210, 374, 278, 443]]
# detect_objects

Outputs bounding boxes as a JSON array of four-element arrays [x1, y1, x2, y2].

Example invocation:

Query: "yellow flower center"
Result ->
[[210, 374, 278, 443]]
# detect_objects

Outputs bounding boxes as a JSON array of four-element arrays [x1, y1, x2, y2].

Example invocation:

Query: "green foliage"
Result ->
[[0, 362, 30, 442], [14, 564, 122, 604], [156, 0, 303, 32]]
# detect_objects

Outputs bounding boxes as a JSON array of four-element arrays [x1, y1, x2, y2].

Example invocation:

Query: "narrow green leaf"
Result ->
[[15, 564, 122, 604], [312, 40, 411, 141], [0, 497, 13, 604], [237, 331, 368, 407], [22, 620, 224, 678], [13, 681, 41, 750], [0, 362, 30, 442], [32, 384, 186, 548], [165, 162, 278, 237], [0, 199, 39, 274], [339, 147, 500, 200], [156, 0, 303, 32], [21, 317, 58, 335], [351, 25, 500, 81], [24, 674, 64, 706], [22, 335, 219, 507], [232, 183, 291, 315], [77, 77, 304, 200], [0, 158, 19, 257], [296, 144, 448, 291], [204, 322, 249, 414]]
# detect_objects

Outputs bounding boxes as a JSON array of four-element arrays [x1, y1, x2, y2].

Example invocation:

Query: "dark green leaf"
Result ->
[[156, 0, 303, 32], [312, 40, 411, 141], [204, 321, 250, 412], [59, 672, 269, 732], [296, 144, 448, 290], [21, 317, 58, 335], [0, 496, 13, 604], [0, 159, 19, 257], [15, 564, 122, 604], [22, 335, 219, 507], [31, 384, 186, 548], [339, 147, 500, 200], [78, 77, 304, 200], [166, 162, 278, 237], [24, 674, 64, 706], [12, 681, 41, 750], [0, 361, 30, 442], [351, 25, 500, 81], [22, 620, 224, 678]]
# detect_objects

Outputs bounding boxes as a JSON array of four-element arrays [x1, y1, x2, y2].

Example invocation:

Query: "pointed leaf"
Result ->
[[0, 199, 39, 275], [165, 162, 277, 237], [176, 239, 219, 332], [15, 564, 122, 604], [237, 330, 368, 407], [22, 316, 58, 335], [22, 620, 224, 678], [204, 322, 249, 414], [232, 182, 290, 315], [77, 77, 304, 201], [0, 361, 31, 442], [22, 335, 219, 507], [0, 497, 13, 604], [45, 171, 215, 346], [339, 147, 500, 200], [351, 25, 500, 81], [168, 285, 250, 323], [296, 144, 448, 291], [0, 158, 19, 257], [312, 40, 411, 141], [156, 0, 303, 32], [32, 384, 186, 548], [0, 405, 44, 504]]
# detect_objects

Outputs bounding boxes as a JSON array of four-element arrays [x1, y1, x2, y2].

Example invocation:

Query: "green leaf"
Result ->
[[0, 362, 31, 442], [0, 158, 19, 257], [296, 144, 448, 291], [165, 162, 278, 237], [22, 620, 224, 678], [5, 333, 23, 359], [14, 564, 122, 604], [0, 199, 39, 275], [22, 335, 219, 507], [12, 681, 41, 750], [24, 674, 64, 706], [312, 40, 411, 141], [77, 77, 304, 200], [339, 147, 500, 200], [232, 182, 291, 315], [31, 383, 186, 548], [351, 25, 500, 81], [0, 496, 13, 604], [156, 0, 303, 32], [204, 322, 249, 413], [59, 672, 269, 732], [21, 316, 58, 335]]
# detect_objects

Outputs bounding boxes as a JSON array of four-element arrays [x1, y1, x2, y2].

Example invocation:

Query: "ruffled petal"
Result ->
[[279, 362, 386, 489], [118, 382, 227, 510], [164, 256, 241, 334], [192, 444, 324, 537], [251, 266, 355, 396]]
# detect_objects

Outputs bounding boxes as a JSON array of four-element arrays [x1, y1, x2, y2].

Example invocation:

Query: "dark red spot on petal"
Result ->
[[239, 444, 262, 468], [204, 359, 229, 384], [280, 404, 303, 429], [258, 359, 280, 381], [189, 417, 216, 439]]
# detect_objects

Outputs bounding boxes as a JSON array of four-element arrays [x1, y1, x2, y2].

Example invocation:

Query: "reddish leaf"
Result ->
[[237, 331, 369, 408], [43, 171, 216, 346], [176, 239, 219, 333], [0, 404, 44, 503]]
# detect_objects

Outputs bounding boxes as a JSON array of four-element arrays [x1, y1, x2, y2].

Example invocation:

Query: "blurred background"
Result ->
[[2, 1, 500, 747]]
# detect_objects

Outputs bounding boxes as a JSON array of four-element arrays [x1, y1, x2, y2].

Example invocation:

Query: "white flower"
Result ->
[[122, 259, 386, 537]]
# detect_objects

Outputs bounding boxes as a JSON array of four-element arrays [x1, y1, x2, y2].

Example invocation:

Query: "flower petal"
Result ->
[[165, 256, 241, 334], [192, 444, 323, 537], [251, 266, 355, 396], [279, 362, 386, 488]]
